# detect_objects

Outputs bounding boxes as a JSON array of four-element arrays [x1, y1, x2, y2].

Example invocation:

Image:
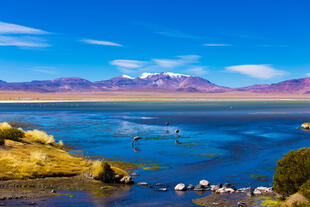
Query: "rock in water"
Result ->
[[137, 182, 148, 186], [301, 123, 310, 129], [175, 129, 180, 133], [174, 183, 186, 191], [211, 185, 219, 192], [165, 122, 169, 126], [158, 188, 167, 192], [200, 180, 210, 187], [253, 189, 262, 195], [187, 184, 195, 190], [120, 176, 134, 184], [194, 184, 205, 191]]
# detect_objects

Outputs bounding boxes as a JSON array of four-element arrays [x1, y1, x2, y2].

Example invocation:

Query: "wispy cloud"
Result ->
[[204, 43, 232, 47], [225, 64, 287, 79], [306, 73, 310, 77], [33, 66, 57, 75], [110, 55, 207, 76], [0, 21, 48, 34], [186, 66, 208, 76], [134, 22, 206, 39], [110, 60, 146, 68], [81, 39, 123, 47], [0, 36, 50, 47]]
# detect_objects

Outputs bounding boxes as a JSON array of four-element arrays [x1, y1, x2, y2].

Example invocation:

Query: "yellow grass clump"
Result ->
[[25, 129, 55, 144], [0, 122, 12, 130]]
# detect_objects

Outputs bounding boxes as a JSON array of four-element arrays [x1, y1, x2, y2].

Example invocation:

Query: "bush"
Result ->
[[273, 148, 310, 197], [92, 161, 115, 183], [0, 127, 25, 142]]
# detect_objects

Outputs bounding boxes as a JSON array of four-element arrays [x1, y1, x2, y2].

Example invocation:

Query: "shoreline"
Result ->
[[1, 98, 310, 103]]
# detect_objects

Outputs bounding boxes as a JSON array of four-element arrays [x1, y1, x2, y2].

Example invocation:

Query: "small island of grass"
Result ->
[[0, 122, 136, 200]]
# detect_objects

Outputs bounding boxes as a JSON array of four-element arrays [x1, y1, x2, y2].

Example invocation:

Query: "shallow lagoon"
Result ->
[[1, 101, 310, 206]]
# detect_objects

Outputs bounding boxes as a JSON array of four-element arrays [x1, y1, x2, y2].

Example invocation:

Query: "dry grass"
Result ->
[[0, 124, 134, 181], [25, 129, 55, 144]]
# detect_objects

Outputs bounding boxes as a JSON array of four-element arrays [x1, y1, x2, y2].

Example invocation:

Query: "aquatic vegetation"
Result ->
[[140, 163, 170, 171], [273, 148, 310, 197], [193, 153, 218, 158], [251, 174, 269, 181], [260, 197, 283, 207]]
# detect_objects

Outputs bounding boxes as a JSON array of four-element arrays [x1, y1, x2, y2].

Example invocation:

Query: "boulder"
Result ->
[[174, 183, 186, 191], [225, 188, 235, 193], [158, 188, 167, 192], [200, 180, 210, 187]]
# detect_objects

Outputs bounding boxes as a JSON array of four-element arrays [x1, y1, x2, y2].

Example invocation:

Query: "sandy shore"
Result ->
[[0, 90, 310, 102]]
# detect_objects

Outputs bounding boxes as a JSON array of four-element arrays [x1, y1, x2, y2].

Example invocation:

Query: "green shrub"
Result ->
[[0, 127, 25, 142], [273, 148, 310, 197], [92, 162, 115, 183], [300, 179, 310, 199]]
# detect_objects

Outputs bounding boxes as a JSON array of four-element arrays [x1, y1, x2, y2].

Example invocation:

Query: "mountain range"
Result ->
[[0, 72, 310, 94]]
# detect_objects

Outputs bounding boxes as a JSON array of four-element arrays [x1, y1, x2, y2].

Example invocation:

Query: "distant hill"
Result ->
[[1, 72, 310, 94]]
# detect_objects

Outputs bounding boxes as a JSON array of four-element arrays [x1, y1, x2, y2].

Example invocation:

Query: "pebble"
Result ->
[[137, 182, 148, 186], [174, 183, 186, 191], [158, 188, 167, 192]]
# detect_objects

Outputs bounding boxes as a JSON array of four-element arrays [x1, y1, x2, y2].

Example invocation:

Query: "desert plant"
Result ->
[[92, 161, 115, 183], [274, 148, 310, 197], [0, 127, 25, 142]]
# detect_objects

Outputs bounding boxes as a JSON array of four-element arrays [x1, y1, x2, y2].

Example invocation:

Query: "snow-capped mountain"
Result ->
[[1, 72, 310, 94], [94, 72, 231, 92]]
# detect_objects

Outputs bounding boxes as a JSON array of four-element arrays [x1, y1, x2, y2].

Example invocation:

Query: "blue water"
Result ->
[[2, 101, 310, 206]]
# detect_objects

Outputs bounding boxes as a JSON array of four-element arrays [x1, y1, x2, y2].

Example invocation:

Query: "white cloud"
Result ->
[[0, 36, 49, 47], [0, 21, 47, 34], [110, 55, 207, 75], [81, 39, 123, 47], [152, 59, 182, 68], [225, 64, 287, 79], [306, 73, 310, 77], [204, 43, 232, 47], [153, 55, 201, 68], [186, 66, 208, 76], [33, 66, 57, 75], [110, 59, 146, 68]]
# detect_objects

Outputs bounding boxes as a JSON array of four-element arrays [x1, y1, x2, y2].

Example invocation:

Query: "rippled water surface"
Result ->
[[1, 101, 310, 206]]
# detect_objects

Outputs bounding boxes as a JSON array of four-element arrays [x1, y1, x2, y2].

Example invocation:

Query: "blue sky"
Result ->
[[0, 0, 309, 87]]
